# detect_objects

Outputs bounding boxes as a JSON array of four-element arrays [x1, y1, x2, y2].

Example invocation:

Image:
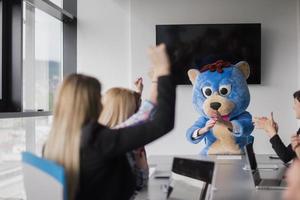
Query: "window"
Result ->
[[0, 116, 52, 199], [0, 0, 76, 113], [23, 3, 63, 111], [50, 0, 63, 8], [0, 2, 2, 100], [0, 0, 76, 198]]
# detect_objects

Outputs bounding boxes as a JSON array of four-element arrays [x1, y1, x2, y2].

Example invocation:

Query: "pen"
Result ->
[[269, 156, 280, 159]]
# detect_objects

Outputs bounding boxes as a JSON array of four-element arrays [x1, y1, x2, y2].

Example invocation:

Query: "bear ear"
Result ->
[[235, 61, 250, 79], [187, 69, 200, 85]]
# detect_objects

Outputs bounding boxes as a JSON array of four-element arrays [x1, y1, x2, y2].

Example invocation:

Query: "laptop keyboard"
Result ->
[[259, 179, 281, 186]]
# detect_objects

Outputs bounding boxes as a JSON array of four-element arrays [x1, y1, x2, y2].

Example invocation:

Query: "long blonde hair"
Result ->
[[44, 74, 102, 200], [99, 87, 140, 128]]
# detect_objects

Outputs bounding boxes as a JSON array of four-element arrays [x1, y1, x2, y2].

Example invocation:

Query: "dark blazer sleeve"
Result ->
[[269, 134, 296, 163], [86, 75, 176, 158]]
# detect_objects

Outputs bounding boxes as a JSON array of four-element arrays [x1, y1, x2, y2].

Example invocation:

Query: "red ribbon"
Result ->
[[200, 60, 231, 73]]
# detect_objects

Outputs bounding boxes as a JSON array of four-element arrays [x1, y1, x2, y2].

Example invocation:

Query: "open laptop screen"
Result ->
[[172, 157, 215, 183], [244, 143, 263, 186], [245, 143, 257, 171]]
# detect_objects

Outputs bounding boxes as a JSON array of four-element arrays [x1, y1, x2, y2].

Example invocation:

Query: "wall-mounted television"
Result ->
[[156, 23, 261, 85]]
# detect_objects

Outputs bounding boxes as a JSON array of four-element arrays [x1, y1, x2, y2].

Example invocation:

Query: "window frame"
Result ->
[[0, 1, 2, 101], [0, 0, 77, 116]]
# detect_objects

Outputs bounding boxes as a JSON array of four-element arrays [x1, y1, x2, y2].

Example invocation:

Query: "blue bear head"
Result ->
[[188, 60, 250, 120]]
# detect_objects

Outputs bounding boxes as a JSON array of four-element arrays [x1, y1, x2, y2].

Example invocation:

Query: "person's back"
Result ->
[[43, 44, 175, 200], [99, 85, 151, 192], [78, 124, 136, 200], [77, 76, 174, 199]]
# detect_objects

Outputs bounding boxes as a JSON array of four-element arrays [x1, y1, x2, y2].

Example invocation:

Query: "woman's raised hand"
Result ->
[[134, 77, 144, 95], [148, 44, 171, 78]]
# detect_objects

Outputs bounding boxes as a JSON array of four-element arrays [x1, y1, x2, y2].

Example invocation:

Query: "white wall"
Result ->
[[78, 0, 300, 155], [77, 0, 131, 91]]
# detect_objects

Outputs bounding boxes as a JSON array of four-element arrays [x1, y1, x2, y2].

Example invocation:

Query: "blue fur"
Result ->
[[186, 64, 254, 154]]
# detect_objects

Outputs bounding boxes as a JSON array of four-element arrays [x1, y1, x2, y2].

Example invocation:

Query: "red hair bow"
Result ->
[[200, 60, 231, 73]]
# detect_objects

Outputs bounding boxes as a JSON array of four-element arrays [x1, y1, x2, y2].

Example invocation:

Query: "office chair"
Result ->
[[169, 157, 215, 200], [21, 152, 67, 200]]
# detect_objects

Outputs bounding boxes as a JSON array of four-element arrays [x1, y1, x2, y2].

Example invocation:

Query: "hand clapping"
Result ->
[[253, 112, 278, 138]]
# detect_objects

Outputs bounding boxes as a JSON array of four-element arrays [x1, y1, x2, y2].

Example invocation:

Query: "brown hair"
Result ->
[[294, 90, 300, 102], [44, 74, 102, 200]]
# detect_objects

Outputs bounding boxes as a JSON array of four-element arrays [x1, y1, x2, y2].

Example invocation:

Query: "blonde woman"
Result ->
[[43, 44, 175, 200], [99, 77, 158, 193]]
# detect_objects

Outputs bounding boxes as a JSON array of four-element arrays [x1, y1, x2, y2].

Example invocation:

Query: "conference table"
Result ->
[[135, 154, 288, 200]]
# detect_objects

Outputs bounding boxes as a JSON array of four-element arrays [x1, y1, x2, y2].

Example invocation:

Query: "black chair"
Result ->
[[168, 157, 215, 200]]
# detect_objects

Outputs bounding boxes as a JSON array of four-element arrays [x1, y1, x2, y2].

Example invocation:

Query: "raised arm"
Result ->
[[115, 74, 158, 129], [100, 75, 175, 157], [114, 100, 155, 129], [91, 44, 176, 157]]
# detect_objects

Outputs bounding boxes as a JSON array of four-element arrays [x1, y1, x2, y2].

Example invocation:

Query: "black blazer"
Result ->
[[76, 76, 176, 200], [269, 128, 300, 163]]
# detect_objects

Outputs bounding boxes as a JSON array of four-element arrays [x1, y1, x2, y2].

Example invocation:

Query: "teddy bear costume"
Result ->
[[186, 60, 254, 155]]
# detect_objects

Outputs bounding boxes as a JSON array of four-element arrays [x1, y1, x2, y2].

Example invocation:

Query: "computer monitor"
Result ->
[[156, 23, 261, 85]]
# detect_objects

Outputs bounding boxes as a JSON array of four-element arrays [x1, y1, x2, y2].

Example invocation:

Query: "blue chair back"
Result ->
[[21, 152, 67, 200]]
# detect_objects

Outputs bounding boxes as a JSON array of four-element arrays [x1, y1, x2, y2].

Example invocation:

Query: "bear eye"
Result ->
[[219, 85, 231, 97], [202, 86, 213, 98]]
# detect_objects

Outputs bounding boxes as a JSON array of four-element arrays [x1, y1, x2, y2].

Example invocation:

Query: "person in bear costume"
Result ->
[[186, 60, 254, 154]]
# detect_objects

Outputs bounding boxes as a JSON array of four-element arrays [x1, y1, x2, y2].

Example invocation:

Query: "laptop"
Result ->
[[244, 143, 287, 190], [167, 157, 215, 200]]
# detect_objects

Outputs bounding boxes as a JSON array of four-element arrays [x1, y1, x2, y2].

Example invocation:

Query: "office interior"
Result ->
[[1, 0, 300, 199]]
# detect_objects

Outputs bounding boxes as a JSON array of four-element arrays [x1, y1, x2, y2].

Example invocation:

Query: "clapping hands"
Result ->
[[253, 112, 278, 138]]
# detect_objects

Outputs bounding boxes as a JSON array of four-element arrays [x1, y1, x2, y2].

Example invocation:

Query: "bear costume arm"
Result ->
[[186, 117, 208, 143], [231, 111, 254, 137]]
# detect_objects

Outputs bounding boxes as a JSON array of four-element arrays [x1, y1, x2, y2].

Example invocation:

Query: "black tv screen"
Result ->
[[156, 23, 261, 85]]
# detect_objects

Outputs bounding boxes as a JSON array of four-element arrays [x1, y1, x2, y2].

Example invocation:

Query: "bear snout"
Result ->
[[210, 102, 221, 110]]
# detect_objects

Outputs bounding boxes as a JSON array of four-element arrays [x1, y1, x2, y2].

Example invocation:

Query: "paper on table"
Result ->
[[216, 155, 242, 160]]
